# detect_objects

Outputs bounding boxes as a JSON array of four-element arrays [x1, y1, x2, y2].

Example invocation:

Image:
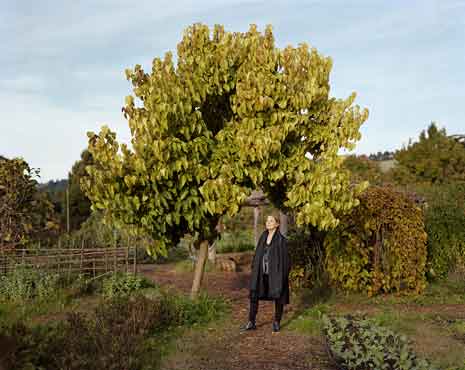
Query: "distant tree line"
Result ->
[[343, 122, 465, 186], [368, 151, 395, 161]]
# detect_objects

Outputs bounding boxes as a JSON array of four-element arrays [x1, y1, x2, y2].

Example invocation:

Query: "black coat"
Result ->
[[249, 229, 291, 305]]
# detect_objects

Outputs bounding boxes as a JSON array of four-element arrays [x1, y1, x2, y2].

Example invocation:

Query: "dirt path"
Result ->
[[140, 264, 334, 370]]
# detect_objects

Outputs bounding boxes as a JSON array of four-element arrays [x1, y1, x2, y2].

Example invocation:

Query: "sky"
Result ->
[[1, 0, 464, 182]]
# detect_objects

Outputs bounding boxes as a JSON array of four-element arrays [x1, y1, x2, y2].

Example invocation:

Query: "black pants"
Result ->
[[248, 274, 284, 323]]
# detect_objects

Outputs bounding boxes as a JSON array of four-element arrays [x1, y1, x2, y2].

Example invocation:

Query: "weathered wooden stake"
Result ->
[[191, 240, 209, 299]]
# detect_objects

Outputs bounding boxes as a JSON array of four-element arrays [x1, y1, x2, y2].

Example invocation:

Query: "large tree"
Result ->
[[82, 24, 368, 297], [393, 122, 465, 185], [0, 156, 58, 249], [67, 149, 93, 231]]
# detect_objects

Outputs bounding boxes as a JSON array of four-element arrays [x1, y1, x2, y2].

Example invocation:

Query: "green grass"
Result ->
[[286, 303, 329, 336], [450, 320, 465, 336], [309, 279, 465, 307], [370, 309, 431, 336], [0, 290, 74, 327]]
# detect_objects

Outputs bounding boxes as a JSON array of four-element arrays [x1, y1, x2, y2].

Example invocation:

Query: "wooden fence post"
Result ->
[[133, 246, 137, 275], [36, 246, 39, 270], [125, 245, 129, 273], [57, 239, 61, 273], [105, 248, 108, 273], [1, 248, 4, 274], [113, 246, 117, 272], [67, 249, 72, 278], [80, 240, 84, 273]]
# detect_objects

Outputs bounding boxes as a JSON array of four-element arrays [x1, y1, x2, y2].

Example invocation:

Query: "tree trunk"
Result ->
[[254, 206, 260, 246], [279, 211, 288, 237], [208, 240, 216, 264], [191, 240, 209, 299]]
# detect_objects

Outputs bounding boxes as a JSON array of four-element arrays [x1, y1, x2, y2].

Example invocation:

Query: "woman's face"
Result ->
[[265, 215, 279, 231]]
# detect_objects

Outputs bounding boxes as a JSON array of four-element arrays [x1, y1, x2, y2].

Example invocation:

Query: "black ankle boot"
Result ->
[[241, 321, 256, 331], [272, 321, 280, 332]]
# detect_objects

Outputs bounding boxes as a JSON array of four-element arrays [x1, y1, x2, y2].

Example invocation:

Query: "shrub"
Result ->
[[101, 272, 151, 298], [0, 295, 163, 370], [323, 314, 435, 370], [325, 186, 427, 296], [68, 273, 96, 296], [342, 154, 385, 185], [216, 242, 255, 254], [0, 268, 60, 302], [153, 242, 190, 263], [0, 292, 229, 370], [418, 183, 465, 279], [169, 291, 230, 326], [287, 225, 327, 290], [216, 230, 255, 254]]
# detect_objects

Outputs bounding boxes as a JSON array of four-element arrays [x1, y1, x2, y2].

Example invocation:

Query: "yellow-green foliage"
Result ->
[[325, 186, 427, 296], [81, 24, 368, 257]]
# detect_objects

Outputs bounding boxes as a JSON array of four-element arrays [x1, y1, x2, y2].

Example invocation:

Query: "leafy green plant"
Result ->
[[67, 273, 96, 296], [35, 272, 60, 300], [0, 268, 60, 302], [169, 291, 230, 326], [322, 314, 435, 370], [101, 272, 153, 298]]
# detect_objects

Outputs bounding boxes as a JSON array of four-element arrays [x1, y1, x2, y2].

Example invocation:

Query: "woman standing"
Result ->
[[242, 213, 291, 333]]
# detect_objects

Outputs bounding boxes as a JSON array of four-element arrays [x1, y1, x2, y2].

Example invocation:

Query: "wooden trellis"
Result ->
[[0, 246, 137, 277]]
